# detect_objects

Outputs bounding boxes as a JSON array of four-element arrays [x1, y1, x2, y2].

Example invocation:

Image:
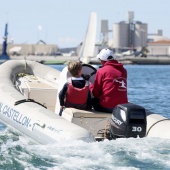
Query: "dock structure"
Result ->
[[10, 55, 79, 65], [116, 56, 170, 65], [90, 56, 170, 65], [10, 55, 170, 65]]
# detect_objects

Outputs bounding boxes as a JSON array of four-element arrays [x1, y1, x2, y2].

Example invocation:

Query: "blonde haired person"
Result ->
[[59, 61, 92, 114]]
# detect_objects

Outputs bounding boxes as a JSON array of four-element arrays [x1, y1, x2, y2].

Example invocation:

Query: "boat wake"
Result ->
[[1, 127, 170, 170]]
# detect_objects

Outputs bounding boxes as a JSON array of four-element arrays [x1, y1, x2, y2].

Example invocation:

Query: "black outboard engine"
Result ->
[[110, 103, 147, 139]]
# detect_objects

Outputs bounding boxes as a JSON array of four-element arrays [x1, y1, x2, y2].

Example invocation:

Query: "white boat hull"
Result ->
[[0, 60, 170, 144], [0, 60, 95, 144]]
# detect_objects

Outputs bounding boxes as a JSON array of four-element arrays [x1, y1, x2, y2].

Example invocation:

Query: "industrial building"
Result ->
[[6, 43, 58, 56], [147, 40, 170, 56], [1, 11, 170, 57], [100, 11, 148, 53], [100, 11, 170, 56]]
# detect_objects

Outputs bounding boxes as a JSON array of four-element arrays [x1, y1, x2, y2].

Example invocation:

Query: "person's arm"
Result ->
[[91, 71, 103, 98], [86, 91, 92, 110], [59, 83, 68, 106]]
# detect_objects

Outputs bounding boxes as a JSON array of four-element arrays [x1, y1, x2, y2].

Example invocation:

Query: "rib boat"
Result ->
[[0, 60, 170, 144], [0, 60, 95, 144]]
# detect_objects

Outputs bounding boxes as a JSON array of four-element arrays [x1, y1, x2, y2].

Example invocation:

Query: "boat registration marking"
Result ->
[[47, 126, 63, 133], [0, 102, 31, 128]]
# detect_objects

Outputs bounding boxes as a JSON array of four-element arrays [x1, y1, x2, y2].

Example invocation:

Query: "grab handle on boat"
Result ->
[[34, 121, 46, 128], [14, 99, 47, 109], [32, 120, 46, 131]]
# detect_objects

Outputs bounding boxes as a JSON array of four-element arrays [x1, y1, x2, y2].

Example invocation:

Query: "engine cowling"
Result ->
[[110, 103, 147, 139]]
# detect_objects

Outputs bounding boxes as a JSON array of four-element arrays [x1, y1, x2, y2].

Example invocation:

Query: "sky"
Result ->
[[0, 0, 170, 48]]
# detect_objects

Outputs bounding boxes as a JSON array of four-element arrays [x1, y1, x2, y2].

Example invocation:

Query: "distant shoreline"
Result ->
[[9, 55, 170, 65]]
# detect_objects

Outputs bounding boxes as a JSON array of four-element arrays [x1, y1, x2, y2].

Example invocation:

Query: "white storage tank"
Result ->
[[134, 23, 147, 48], [113, 22, 129, 48]]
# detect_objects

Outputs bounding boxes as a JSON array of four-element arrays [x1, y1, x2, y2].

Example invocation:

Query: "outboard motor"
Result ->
[[110, 103, 147, 139]]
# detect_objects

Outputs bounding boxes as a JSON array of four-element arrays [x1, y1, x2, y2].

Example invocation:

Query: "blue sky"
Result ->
[[0, 0, 170, 48]]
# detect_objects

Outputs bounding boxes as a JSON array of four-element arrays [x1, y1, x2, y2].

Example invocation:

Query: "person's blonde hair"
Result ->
[[68, 61, 82, 77]]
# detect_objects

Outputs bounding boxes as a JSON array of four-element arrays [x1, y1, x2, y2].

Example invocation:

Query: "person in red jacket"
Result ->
[[90, 48, 128, 113]]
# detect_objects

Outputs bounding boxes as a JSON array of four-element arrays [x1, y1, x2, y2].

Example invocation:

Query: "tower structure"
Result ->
[[100, 20, 109, 46], [112, 11, 148, 51]]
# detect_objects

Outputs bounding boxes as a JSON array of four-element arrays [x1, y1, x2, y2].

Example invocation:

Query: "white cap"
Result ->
[[97, 48, 115, 61]]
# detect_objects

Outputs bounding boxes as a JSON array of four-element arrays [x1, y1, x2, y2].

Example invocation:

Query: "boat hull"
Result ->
[[1, 60, 170, 143], [0, 60, 95, 144]]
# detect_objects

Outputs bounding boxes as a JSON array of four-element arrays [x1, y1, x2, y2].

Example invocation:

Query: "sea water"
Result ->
[[0, 65, 170, 170]]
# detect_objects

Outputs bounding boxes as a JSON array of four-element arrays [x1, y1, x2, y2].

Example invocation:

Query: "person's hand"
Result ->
[[60, 106, 65, 110], [89, 83, 94, 92], [59, 106, 64, 116], [82, 74, 90, 80]]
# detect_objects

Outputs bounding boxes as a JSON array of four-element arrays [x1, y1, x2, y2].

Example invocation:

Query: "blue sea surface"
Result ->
[[1, 64, 170, 170]]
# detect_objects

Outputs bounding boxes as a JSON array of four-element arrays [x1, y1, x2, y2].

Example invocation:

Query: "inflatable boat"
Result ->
[[0, 60, 170, 144], [0, 60, 95, 144]]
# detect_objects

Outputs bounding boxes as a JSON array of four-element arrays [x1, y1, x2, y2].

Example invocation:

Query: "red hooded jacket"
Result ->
[[90, 60, 128, 108]]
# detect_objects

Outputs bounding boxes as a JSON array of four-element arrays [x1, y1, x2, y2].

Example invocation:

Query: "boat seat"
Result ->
[[63, 108, 111, 118], [62, 108, 112, 138]]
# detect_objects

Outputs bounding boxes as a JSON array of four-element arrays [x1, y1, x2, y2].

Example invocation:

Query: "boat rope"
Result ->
[[17, 72, 30, 77], [17, 58, 28, 77], [14, 99, 47, 109], [17, 73, 38, 80], [90, 117, 110, 131], [89, 118, 113, 140], [16, 58, 37, 80], [146, 118, 170, 136], [104, 120, 110, 139]]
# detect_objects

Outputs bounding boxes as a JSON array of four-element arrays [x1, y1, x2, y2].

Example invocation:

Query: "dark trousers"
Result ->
[[91, 98, 113, 113]]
